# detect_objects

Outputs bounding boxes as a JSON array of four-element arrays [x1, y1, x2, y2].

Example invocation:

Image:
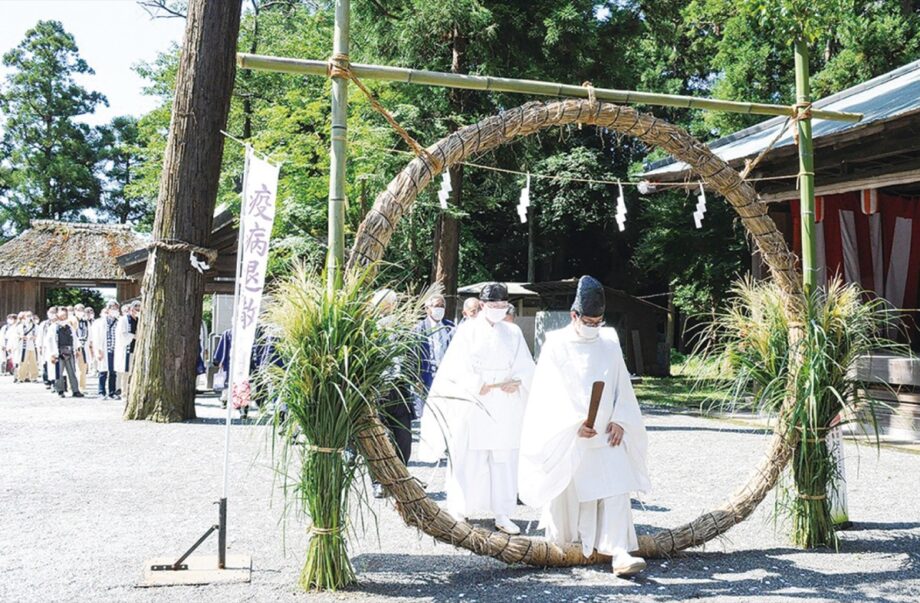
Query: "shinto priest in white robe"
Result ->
[[519, 324, 651, 557], [419, 312, 535, 518]]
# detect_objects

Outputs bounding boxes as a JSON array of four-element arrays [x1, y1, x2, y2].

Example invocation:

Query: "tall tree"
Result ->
[[125, 0, 242, 422], [0, 20, 106, 234], [97, 116, 150, 225]]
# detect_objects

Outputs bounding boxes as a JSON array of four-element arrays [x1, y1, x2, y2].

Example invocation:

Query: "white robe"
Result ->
[[13, 323, 37, 366], [2, 324, 16, 367], [419, 314, 535, 515], [90, 317, 117, 372], [114, 315, 135, 374], [519, 325, 650, 556], [42, 321, 59, 376]]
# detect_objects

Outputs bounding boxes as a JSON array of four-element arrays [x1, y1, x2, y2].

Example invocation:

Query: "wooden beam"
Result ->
[[760, 167, 920, 202]]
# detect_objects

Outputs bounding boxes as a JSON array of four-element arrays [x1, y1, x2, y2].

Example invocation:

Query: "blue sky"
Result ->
[[1, 0, 186, 125]]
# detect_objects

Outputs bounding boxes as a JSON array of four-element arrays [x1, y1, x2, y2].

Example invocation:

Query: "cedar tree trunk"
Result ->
[[124, 0, 242, 422]]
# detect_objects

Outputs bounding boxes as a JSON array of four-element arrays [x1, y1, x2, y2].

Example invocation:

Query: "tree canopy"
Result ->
[[9, 1, 920, 314], [0, 20, 107, 235]]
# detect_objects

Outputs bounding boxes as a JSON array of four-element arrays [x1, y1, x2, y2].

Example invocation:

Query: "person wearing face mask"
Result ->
[[82, 307, 96, 378], [518, 275, 650, 577], [114, 300, 140, 401], [418, 282, 535, 535], [48, 308, 84, 398], [40, 307, 60, 389], [70, 308, 89, 392], [412, 294, 455, 418], [1, 314, 17, 376], [459, 297, 480, 324], [91, 301, 120, 398], [15, 312, 39, 383]]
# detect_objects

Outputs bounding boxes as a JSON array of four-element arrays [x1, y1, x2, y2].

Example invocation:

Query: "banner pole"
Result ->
[[219, 145, 251, 567]]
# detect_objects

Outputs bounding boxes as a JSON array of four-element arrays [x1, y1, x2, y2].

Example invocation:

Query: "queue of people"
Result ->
[[0, 300, 140, 399], [376, 276, 650, 577]]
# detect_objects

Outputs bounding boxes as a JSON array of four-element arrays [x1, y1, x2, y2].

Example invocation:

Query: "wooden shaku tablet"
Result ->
[[585, 381, 605, 429]]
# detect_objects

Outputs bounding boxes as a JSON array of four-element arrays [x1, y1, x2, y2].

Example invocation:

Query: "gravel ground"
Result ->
[[1, 375, 918, 603]]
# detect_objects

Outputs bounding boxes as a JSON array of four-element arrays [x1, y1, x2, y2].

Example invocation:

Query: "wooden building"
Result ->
[[0, 220, 147, 316], [642, 59, 920, 437]]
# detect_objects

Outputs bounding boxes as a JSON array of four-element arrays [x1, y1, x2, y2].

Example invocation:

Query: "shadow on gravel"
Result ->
[[347, 525, 919, 602], [646, 425, 769, 435]]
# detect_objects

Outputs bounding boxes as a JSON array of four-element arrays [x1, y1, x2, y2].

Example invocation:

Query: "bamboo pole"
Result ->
[[794, 39, 817, 292], [237, 53, 862, 123], [326, 0, 349, 291]]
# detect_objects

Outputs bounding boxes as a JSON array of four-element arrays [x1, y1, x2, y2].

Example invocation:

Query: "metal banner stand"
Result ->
[[138, 149, 253, 588]]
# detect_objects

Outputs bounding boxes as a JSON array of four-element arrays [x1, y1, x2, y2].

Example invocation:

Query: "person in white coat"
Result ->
[[40, 307, 60, 387], [519, 276, 651, 576], [0, 314, 18, 374], [419, 282, 535, 535], [91, 301, 120, 398], [2, 314, 17, 376], [114, 300, 140, 400], [15, 311, 39, 382], [82, 306, 96, 376]]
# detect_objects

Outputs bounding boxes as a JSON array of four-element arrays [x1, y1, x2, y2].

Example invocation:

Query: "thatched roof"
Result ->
[[0, 220, 149, 281]]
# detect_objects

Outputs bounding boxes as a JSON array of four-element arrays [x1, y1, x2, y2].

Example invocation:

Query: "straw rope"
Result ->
[[348, 98, 803, 301], [147, 239, 218, 265], [309, 525, 346, 535], [738, 101, 812, 181], [344, 98, 807, 565], [305, 444, 346, 454], [328, 53, 442, 171]]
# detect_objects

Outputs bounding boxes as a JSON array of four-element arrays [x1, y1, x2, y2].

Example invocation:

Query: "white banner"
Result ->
[[230, 146, 280, 409]]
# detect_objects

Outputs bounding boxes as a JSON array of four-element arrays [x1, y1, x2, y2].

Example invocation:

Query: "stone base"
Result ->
[[138, 554, 251, 587]]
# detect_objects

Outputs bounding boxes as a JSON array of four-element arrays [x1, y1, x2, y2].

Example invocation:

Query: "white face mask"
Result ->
[[574, 321, 600, 341], [484, 307, 508, 323], [429, 307, 445, 322]]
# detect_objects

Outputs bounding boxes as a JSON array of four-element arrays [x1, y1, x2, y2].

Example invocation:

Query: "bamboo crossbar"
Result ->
[[237, 53, 863, 123]]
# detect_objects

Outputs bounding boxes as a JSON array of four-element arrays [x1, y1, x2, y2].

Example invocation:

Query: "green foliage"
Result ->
[[631, 188, 749, 315], [97, 116, 152, 226], [125, 1, 920, 314], [672, 0, 920, 134], [632, 376, 734, 412], [0, 20, 106, 234], [46, 287, 106, 311], [262, 264, 422, 590]]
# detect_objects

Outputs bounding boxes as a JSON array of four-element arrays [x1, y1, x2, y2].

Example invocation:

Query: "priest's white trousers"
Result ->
[[446, 449, 517, 517], [544, 483, 638, 557]]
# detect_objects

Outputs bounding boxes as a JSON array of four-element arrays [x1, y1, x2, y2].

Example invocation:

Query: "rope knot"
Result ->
[[791, 101, 813, 147], [581, 81, 597, 107], [147, 239, 218, 266], [327, 52, 350, 79], [792, 101, 813, 121], [325, 53, 441, 173]]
